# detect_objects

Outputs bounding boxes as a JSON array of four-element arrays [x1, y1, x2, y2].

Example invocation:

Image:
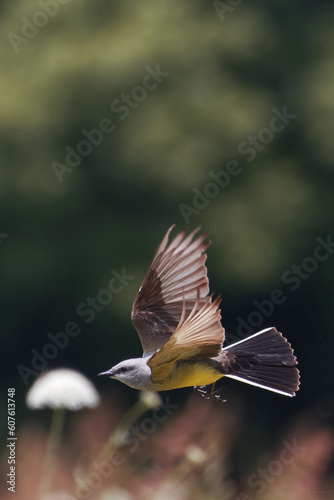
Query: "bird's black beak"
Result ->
[[98, 369, 113, 377]]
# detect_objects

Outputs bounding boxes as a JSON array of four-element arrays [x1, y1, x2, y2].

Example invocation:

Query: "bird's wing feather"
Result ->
[[147, 295, 225, 384], [131, 225, 211, 355]]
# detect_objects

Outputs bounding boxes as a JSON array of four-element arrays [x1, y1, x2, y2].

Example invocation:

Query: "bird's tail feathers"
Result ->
[[222, 327, 300, 397]]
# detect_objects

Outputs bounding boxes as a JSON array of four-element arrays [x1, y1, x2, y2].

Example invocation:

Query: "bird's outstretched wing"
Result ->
[[131, 225, 212, 355], [148, 295, 225, 384]]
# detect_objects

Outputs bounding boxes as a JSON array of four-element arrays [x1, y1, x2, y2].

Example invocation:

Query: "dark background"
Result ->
[[1, 0, 334, 474]]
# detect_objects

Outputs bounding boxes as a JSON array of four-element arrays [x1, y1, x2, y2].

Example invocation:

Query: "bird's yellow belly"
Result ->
[[160, 361, 223, 390]]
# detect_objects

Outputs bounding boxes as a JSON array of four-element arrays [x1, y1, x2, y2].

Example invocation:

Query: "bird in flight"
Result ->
[[99, 226, 300, 400]]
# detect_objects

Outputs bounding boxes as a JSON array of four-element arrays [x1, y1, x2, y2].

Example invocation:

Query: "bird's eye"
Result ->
[[120, 367, 127, 373]]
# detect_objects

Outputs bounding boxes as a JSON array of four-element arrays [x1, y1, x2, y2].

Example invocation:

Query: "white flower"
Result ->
[[99, 487, 133, 500], [139, 390, 162, 409], [185, 445, 207, 465], [43, 492, 77, 500], [26, 368, 100, 410]]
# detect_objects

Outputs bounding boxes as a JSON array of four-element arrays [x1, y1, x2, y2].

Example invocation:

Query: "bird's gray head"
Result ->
[[98, 357, 152, 391]]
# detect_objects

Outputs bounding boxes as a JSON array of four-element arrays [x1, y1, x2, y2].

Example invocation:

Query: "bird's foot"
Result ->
[[194, 384, 226, 402], [194, 385, 212, 400], [212, 386, 226, 403]]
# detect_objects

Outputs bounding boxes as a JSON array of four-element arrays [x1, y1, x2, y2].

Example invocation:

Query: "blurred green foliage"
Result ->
[[1, 0, 334, 449]]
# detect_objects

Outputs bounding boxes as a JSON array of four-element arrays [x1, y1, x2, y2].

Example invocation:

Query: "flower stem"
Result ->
[[38, 408, 65, 499]]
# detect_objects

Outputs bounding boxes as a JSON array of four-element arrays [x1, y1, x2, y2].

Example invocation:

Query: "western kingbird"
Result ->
[[99, 226, 300, 399]]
